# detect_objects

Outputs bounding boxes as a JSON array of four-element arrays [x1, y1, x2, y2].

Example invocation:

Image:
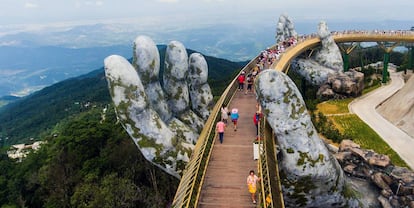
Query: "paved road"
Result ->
[[349, 70, 414, 169]]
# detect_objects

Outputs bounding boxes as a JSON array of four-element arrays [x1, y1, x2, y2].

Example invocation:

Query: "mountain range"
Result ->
[[1, 19, 411, 99], [0, 48, 246, 147]]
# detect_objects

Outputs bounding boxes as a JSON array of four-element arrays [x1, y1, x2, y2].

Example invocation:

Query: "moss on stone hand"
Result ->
[[173, 86, 183, 100], [297, 151, 325, 168]]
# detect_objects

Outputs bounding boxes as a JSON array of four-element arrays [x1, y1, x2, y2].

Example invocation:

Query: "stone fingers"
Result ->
[[188, 53, 214, 121], [164, 41, 205, 133], [133, 35, 172, 122], [104, 36, 213, 179], [104, 55, 190, 178]]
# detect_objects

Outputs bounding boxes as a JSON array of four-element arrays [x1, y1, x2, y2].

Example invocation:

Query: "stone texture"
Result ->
[[285, 20, 364, 100], [317, 69, 364, 100], [133, 35, 172, 122], [255, 69, 349, 207], [104, 36, 213, 178], [313, 21, 343, 71], [275, 14, 297, 43], [188, 53, 214, 121], [336, 139, 414, 207], [164, 41, 190, 115]]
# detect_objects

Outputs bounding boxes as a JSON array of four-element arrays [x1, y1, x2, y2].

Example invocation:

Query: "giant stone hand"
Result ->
[[104, 36, 213, 178], [255, 69, 349, 207]]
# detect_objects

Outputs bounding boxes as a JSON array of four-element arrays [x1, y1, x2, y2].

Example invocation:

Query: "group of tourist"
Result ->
[[216, 102, 262, 204], [258, 36, 298, 69], [214, 34, 302, 205]]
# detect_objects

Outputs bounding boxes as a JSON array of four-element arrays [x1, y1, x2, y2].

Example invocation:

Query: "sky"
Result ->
[[1, 0, 413, 28]]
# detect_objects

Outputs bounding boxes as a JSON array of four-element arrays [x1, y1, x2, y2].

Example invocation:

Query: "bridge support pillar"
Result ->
[[383, 52, 390, 83], [339, 43, 358, 72], [377, 42, 400, 84]]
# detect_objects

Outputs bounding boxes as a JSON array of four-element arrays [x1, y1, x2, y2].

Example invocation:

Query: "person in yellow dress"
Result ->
[[246, 170, 260, 204]]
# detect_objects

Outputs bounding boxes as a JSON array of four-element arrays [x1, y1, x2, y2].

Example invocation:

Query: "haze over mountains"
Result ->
[[0, 19, 411, 98]]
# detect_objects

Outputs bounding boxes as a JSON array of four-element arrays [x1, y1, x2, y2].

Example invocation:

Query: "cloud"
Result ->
[[0, 40, 21, 46], [157, 0, 179, 3], [76, 1, 104, 7], [24, 2, 38, 8], [202, 0, 224, 2]]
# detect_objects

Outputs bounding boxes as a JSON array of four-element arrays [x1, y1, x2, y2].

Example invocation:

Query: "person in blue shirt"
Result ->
[[230, 108, 239, 131]]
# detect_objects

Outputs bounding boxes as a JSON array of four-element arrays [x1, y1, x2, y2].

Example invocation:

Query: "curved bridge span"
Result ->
[[274, 31, 414, 72], [172, 30, 414, 208]]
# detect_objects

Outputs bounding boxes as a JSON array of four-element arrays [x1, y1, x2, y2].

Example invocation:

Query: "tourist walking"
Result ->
[[237, 71, 246, 91], [230, 108, 239, 131], [246, 73, 253, 94], [221, 105, 229, 124], [253, 111, 262, 138], [216, 119, 226, 144], [247, 170, 260, 204]]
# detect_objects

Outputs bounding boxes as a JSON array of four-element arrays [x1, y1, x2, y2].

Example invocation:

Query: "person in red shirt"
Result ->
[[237, 71, 245, 91]]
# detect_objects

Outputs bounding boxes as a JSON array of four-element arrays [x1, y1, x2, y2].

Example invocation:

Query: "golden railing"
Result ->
[[171, 52, 260, 208], [256, 118, 285, 208]]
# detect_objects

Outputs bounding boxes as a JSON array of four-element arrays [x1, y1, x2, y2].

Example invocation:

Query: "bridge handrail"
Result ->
[[171, 48, 261, 207], [257, 116, 285, 207]]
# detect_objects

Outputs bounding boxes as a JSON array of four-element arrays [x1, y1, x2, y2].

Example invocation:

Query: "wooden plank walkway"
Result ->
[[198, 89, 259, 208]]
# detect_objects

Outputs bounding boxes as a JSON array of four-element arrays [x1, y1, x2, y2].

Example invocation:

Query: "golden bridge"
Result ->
[[171, 30, 414, 208]]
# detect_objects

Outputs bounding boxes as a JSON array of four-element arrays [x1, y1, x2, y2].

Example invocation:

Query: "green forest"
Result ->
[[0, 107, 179, 207]]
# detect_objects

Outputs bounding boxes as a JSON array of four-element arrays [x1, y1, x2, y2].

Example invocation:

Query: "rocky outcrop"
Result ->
[[255, 69, 354, 207], [317, 69, 364, 100], [336, 140, 414, 208], [104, 36, 212, 178]]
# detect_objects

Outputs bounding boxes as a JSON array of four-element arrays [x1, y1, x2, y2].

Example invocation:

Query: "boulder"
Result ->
[[338, 139, 360, 152], [317, 70, 364, 100], [378, 195, 392, 208], [336, 138, 414, 206], [372, 172, 392, 192]]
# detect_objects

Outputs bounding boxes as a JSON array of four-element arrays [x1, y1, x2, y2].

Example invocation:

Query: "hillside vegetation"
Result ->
[[0, 107, 179, 207]]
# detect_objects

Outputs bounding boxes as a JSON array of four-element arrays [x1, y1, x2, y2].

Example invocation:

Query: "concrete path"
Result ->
[[198, 90, 259, 208], [349, 70, 414, 169]]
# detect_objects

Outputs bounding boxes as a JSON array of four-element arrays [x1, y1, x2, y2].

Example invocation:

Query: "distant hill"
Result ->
[[0, 45, 132, 97], [0, 95, 20, 107], [0, 48, 245, 147]]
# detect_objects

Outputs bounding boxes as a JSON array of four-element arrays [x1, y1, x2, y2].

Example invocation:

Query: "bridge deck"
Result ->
[[198, 90, 259, 208]]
